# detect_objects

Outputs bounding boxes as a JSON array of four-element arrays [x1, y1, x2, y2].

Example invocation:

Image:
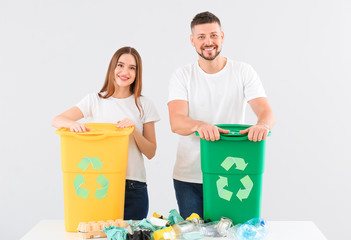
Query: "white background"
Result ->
[[1, 0, 350, 239]]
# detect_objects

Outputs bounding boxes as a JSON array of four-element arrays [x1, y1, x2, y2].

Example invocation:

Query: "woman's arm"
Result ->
[[117, 119, 157, 160], [51, 106, 89, 132], [132, 121, 157, 160]]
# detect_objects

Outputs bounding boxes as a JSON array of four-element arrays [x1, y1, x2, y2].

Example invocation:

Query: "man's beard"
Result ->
[[197, 48, 221, 61]]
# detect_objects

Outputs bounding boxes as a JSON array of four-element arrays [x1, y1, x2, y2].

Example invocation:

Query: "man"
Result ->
[[167, 11, 275, 219]]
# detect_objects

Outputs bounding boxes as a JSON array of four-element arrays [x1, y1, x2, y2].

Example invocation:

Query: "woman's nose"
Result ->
[[120, 67, 129, 75]]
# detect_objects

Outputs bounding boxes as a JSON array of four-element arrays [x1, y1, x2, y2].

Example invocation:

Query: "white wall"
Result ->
[[1, 0, 350, 239]]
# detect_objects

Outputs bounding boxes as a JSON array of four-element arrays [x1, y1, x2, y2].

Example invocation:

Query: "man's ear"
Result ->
[[190, 34, 195, 47]]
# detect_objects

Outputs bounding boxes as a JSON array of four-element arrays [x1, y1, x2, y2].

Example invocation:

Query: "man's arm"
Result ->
[[240, 97, 275, 142], [168, 100, 229, 141]]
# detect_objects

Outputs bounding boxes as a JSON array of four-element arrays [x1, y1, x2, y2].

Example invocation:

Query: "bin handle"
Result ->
[[220, 133, 249, 141], [220, 130, 271, 141], [195, 130, 249, 141], [73, 131, 109, 141]]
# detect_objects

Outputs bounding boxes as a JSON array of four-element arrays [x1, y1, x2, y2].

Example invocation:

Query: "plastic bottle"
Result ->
[[236, 218, 268, 240], [227, 225, 239, 240], [153, 226, 174, 240], [217, 217, 233, 236], [198, 221, 221, 237], [172, 220, 198, 237], [153, 221, 198, 240]]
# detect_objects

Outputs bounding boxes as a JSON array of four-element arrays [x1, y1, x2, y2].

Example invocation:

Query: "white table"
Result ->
[[20, 220, 328, 240]]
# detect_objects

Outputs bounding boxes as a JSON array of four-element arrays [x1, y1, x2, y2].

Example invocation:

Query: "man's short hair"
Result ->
[[191, 11, 221, 30]]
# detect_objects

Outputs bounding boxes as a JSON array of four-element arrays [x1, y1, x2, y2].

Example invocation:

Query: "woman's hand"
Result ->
[[69, 122, 90, 133], [116, 118, 135, 128]]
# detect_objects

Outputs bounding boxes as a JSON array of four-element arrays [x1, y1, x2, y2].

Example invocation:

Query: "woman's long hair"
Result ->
[[99, 47, 143, 116]]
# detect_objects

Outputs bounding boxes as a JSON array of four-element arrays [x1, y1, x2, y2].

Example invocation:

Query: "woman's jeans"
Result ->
[[173, 179, 203, 219], [124, 180, 149, 220]]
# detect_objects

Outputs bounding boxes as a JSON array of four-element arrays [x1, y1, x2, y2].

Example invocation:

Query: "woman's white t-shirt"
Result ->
[[76, 93, 160, 182], [168, 59, 266, 183]]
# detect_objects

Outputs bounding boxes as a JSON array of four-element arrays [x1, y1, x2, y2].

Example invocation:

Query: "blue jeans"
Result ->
[[124, 180, 149, 220], [173, 179, 203, 219]]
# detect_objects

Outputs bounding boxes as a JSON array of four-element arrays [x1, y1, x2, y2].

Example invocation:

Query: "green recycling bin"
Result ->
[[199, 124, 270, 224]]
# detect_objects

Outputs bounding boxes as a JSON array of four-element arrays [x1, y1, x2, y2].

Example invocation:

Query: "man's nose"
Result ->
[[205, 37, 213, 45]]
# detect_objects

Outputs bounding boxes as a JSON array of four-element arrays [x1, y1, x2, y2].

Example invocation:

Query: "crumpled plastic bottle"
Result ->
[[227, 224, 240, 240], [198, 221, 221, 237], [236, 218, 268, 240]]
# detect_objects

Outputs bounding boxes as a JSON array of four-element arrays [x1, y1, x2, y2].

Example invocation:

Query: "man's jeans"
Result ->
[[124, 180, 149, 220], [173, 179, 203, 219]]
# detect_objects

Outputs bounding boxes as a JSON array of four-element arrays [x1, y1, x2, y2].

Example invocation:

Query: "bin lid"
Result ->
[[55, 123, 134, 137]]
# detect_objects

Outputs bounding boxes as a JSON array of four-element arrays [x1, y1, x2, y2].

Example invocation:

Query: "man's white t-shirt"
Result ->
[[168, 58, 266, 183], [76, 93, 160, 183]]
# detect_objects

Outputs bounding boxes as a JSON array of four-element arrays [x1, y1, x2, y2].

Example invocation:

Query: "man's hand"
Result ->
[[196, 122, 230, 141], [246, 97, 274, 141], [239, 124, 270, 142]]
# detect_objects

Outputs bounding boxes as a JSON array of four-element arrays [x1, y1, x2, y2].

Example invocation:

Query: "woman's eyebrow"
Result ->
[[118, 61, 136, 67]]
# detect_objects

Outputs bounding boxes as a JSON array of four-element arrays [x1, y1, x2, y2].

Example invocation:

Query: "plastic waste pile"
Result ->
[[77, 210, 268, 240], [228, 218, 268, 240]]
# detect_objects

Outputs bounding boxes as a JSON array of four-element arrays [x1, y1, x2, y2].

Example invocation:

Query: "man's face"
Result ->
[[191, 22, 224, 61]]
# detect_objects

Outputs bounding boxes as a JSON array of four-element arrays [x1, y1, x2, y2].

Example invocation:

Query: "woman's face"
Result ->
[[114, 53, 137, 88]]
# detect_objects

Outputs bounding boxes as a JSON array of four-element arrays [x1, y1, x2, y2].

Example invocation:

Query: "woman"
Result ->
[[52, 47, 160, 220]]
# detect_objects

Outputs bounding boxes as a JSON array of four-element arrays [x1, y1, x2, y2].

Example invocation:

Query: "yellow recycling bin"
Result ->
[[55, 123, 134, 232]]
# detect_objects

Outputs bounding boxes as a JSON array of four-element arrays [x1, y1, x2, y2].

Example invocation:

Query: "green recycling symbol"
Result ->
[[73, 157, 109, 200], [216, 157, 253, 202]]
